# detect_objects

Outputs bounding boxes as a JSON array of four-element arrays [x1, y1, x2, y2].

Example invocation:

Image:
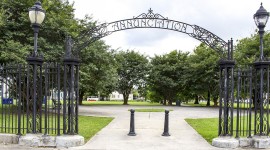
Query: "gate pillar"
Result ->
[[218, 39, 235, 136], [212, 58, 238, 148], [218, 59, 235, 136], [253, 61, 270, 136], [26, 54, 44, 133], [63, 36, 80, 135]]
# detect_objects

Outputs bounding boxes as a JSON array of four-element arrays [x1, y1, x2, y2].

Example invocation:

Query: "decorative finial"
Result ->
[[148, 8, 153, 14], [134, 8, 167, 19], [65, 36, 73, 59], [261, 2, 263, 6]]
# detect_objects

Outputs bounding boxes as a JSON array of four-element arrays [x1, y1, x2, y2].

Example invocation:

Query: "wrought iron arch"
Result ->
[[74, 8, 230, 59]]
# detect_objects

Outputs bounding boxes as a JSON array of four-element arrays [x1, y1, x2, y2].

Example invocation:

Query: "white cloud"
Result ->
[[69, 0, 270, 56]]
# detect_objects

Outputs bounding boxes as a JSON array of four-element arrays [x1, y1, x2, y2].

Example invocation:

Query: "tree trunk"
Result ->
[[206, 90, 210, 106], [123, 92, 129, 105], [168, 99, 172, 105], [252, 88, 255, 108], [100, 97, 104, 101], [79, 90, 84, 105], [163, 99, 167, 105], [213, 95, 218, 107], [194, 95, 199, 104]]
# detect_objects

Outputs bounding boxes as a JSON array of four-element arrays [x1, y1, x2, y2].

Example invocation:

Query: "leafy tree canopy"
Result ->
[[234, 31, 270, 68], [149, 50, 189, 105], [115, 50, 149, 105]]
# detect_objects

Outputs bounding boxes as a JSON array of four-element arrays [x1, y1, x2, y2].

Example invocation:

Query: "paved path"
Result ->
[[72, 105, 224, 150]]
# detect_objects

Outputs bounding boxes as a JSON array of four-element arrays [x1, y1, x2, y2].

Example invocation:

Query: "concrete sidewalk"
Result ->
[[72, 106, 224, 150]]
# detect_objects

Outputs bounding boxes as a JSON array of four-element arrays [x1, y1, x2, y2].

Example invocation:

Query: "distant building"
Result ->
[[109, 91, 133, 100], [0, 80, 9, 98]]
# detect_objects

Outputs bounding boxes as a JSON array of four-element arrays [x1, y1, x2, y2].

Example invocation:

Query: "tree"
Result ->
[[186, 44, 220, 106], [146, 86, 163, 103], [115, 50, 149, 105], [149, 50, 189, 105], [137, 82, 148, 101], [79, 41, 117, 104]]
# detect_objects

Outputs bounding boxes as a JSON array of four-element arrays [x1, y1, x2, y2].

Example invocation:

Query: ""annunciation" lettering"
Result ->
[[109, 18, 191, 34]]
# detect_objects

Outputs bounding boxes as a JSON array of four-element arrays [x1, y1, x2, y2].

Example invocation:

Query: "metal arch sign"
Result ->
[[76, 8, 229, 58]]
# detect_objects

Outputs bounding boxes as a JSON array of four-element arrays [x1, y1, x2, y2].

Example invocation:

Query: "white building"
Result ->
[[0, 79, 10, 98], [109, 91, 133, 100]]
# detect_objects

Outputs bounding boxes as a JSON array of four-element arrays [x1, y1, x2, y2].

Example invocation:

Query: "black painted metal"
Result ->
[[234, 68, 254, 138], [26, 56, 43, 133], [248, 67, 253, 138], [0, 37, 79, 136], [44, 63, 48, 135], [57, 64, 61, 136], [128, 109, 136, 136], [254, 61, 270, 136], [74, 8, 228, 58], [63, 36, 80, 135], [218, 57, 235, 136], [162, 110, 170, 136]]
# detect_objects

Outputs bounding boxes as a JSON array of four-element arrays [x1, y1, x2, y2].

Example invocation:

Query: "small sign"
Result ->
[[43, 97, 46, 104], [2, 98, 13, 104]]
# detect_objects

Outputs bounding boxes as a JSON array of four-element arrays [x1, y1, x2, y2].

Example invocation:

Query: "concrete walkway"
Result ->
[[72, 105, 224, 150]]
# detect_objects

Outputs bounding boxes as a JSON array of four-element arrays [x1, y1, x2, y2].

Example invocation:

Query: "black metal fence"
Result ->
[[235, 68, 253, 138], [0, 57, 79, 136], [219, 63, 270, 138]]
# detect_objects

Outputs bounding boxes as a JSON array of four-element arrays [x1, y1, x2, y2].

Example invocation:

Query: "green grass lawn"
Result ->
[[186, 115, 255, 144], [1, 114, 113, 143], [185, 118, 218, 144], [79, 116, 113, 142], [0, 105, 113, 143], [83, 100, 161, 106], [129, 108, 173, 112]]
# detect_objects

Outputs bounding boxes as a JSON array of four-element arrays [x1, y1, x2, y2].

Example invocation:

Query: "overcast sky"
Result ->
[[69, 0, 270, 57]]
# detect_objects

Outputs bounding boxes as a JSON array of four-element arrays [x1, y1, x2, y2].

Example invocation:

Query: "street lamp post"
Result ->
[[28, 1, 45, 133], [29, 1, 45, 57], [254, 3, 269, 61], [253, 3, 270, 136]]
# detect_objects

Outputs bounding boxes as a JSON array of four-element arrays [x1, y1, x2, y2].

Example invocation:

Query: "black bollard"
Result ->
[[128, 109, 136, 136], [162, 110, 170, 136]]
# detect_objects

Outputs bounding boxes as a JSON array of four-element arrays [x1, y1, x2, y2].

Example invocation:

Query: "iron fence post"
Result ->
[[63, 64, 67, 134], [44, 64, 48, 135], [248, 67, 252, 138], [236, 69, 240, 138], [17, 64, 22, 135], [218, 66, 223, 136], [57, 64, 61, 136]]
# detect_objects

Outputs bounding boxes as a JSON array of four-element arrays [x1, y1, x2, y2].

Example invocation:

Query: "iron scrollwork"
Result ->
[[74, 8, 228, 58]]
